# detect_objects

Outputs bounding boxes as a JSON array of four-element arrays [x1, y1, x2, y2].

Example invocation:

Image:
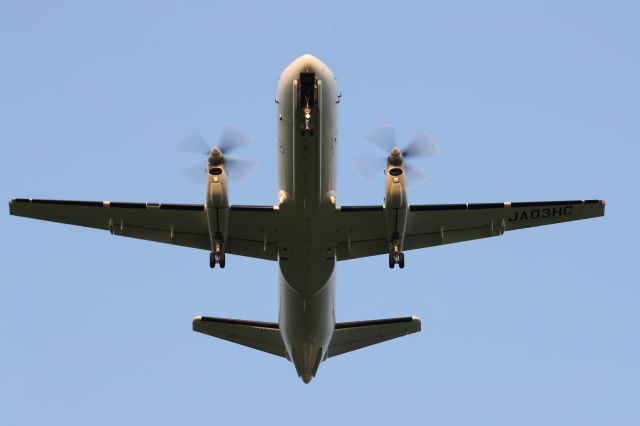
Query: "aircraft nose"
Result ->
[[277, 54, 336, 99], [282, 54, 334, 79], [292, 53, 321, 69]]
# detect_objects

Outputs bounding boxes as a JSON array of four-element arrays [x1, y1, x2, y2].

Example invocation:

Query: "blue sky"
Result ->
[[1, 1, 638, 425]]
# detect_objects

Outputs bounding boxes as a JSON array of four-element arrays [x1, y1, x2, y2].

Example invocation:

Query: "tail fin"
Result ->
[[192, 316, 287, 358], [327, 316, 421, 358]]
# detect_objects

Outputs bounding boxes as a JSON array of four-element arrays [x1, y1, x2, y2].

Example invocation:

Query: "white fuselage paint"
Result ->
[[275, 55, 339, 383]]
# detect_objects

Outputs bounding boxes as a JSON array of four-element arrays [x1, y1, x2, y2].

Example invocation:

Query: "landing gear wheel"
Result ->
[[209, 252, 216, 269], [219, 252, 226, 268], [388, 253, 395, 269], [398, 252, 405, 269]]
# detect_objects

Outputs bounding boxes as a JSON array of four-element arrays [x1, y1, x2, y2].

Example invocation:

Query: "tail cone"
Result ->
[[291, 344, 323, 384]]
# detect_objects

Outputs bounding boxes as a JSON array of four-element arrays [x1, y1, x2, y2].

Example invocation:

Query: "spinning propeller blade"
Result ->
[[225, 157, 256, 182], [180, 163, 207, 185], [177, 131, 210, 156], [403, 131, 439, 159], [356, 125, 439, 186], [354, 157, 386, 180], [218, 125, 252, 154], [178, 125, 256, 184], [364, 125, 396, 153]]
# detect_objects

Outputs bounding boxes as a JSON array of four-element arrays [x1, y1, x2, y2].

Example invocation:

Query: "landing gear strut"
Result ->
[[210, 243, 226, 269]]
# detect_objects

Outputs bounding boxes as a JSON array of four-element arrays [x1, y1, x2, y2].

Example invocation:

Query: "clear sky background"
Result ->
[[1, 1, 638, 425]]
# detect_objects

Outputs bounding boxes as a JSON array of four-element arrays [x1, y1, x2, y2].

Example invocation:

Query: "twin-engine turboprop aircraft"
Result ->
[[9, 54, 605, 383]]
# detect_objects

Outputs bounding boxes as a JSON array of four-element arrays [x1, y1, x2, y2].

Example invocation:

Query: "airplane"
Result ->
[[9, 54, 605, 383]]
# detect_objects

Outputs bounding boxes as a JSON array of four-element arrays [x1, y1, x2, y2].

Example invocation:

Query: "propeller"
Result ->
[[355, 125, 439, 186], [178, 125, 256, 184]]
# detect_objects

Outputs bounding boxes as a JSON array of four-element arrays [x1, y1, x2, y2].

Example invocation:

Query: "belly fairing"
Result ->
[[279, 250, 335, 297]]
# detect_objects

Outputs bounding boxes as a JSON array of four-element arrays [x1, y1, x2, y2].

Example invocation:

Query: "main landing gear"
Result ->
[[388, 250, 405, 269], [210, 244, 225, 269]]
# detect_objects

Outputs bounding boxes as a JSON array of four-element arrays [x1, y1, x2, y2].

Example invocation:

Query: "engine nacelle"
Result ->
[[206, 165, 230, 267], [385, 167, 406, 209], [384, 166, 408, 265], [207, 166, 229, 208]]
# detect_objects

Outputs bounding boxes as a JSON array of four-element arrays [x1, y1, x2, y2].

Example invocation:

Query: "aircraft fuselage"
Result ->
[[275, 55, 339, 382]]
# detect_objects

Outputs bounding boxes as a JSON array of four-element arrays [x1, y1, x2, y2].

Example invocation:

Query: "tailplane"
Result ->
[[192, 316, 287, 358], [327, 316, 421, 358], [192, 315, 421, 379]]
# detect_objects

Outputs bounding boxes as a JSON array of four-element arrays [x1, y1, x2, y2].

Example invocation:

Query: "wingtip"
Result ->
[[8, 198, 22, 214], [192, 315, 203, 332], [411, 316, 422, 331]]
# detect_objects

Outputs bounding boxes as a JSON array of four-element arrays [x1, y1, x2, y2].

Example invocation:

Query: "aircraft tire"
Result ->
[[219, 253, 226, 268], [399, 252, 405, 269], [388, 254, 395, 269], [210, 252, 216, 269]]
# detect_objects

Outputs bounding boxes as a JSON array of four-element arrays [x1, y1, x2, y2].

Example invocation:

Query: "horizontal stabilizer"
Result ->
[[327, 316, 421, 358], [192, 316, 287, 358]]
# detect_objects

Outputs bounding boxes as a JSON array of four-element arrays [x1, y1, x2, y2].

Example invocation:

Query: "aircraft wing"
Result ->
[[8, 198, 278, 260], [335, 199, 605, 260]]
